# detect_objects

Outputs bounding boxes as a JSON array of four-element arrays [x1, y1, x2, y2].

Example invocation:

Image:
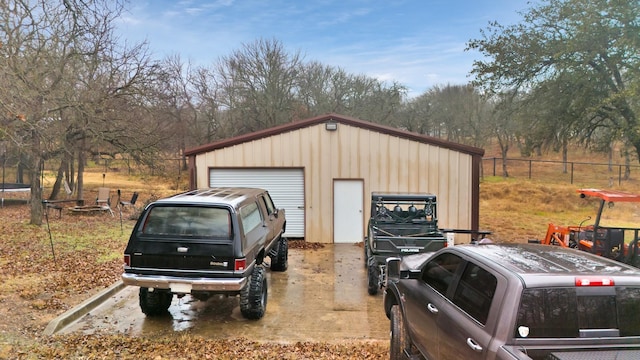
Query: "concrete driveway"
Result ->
[[53, 244, 389, 342]]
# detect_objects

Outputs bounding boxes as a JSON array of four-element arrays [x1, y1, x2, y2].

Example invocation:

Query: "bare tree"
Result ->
[[403, 84, 491, 147], [0, 0, 154, 224], [215, 38, 304, 134]]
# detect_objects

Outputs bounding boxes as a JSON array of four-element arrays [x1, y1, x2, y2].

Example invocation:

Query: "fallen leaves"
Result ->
[[288, 240, 325, 250], [8, 334, 388, 359]]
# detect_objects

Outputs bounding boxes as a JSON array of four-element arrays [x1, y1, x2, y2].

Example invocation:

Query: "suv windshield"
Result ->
[[141, 205, 232, 239], [515, 287, 640, 338]]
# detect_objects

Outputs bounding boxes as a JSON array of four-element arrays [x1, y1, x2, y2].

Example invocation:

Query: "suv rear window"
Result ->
[[515, 287, 640, 338], [141, 206, 231, 238]]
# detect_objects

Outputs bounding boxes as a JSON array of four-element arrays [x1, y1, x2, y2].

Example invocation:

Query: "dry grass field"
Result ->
[[2, 149, 640, 359]]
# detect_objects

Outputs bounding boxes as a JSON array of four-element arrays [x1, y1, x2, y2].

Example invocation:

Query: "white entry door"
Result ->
[[333, 180, 363, 243]]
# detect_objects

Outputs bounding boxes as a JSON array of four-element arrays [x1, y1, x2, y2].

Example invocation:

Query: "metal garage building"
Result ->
[[184, 113, 484, 244]]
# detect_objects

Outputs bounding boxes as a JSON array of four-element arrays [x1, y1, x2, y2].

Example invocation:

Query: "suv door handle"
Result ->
[[466, 338, 483, 352], [426, 303, 438, 314]]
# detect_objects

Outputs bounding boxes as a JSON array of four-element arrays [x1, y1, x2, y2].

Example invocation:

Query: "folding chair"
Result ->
[[119, 191, 139, 211], [96, 187, 114, 216]]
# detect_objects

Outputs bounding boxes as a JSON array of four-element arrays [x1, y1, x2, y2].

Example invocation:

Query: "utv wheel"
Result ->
[[390, 305, 409, 360], [367, 260, 379, 295], [240, 266, 267, 319], [270, 237, 288, 272], [363, 241, 369, 269], [139, 288, 173, 316]]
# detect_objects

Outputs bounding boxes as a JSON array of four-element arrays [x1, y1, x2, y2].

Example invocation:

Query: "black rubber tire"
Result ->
[[139, 288, 172, 316], [367, 260, 379, 295], [270, 237, 288, 272], [390, 305, 409, 360], [240, 266, 267, 319]]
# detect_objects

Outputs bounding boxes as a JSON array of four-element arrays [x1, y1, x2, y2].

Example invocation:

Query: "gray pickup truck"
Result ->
[[383, 243, 640, 360], [122, 187, 287, 320]]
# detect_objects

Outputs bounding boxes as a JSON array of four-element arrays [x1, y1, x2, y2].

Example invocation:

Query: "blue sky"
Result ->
[[116, 0, 529, 97]]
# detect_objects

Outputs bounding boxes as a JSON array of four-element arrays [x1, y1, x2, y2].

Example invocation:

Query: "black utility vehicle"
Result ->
[[364, 192, 447, 295], [122, 187, 287, 320], [384, 243, 640, 360]]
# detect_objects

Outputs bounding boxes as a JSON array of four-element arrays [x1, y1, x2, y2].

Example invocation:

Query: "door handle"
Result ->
[[426, 303, 438, 314], [466, 338, 483, 352]]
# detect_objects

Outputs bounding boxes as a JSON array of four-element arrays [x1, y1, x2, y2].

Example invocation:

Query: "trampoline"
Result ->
[[1, 183, 30, 207]]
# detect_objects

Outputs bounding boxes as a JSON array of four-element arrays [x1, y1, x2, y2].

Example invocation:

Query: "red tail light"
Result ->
[[124, 254, 130, 267], [235, 258, 246, 271], [575, 277, 614, 286]]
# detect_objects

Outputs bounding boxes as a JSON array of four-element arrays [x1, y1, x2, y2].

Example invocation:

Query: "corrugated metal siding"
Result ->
[[195, 122, 473, 244], [209, 169, 304, 238]]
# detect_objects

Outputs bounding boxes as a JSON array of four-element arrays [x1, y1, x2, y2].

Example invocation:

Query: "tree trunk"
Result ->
[[608, 143, 613, 172], [29, 133, 43, 226], [49, 160, 67, 200], [562, 138, 568, 174], [624, 151, 631, 180], [77, 144, 86, 205], [500, 145, 509, 178]]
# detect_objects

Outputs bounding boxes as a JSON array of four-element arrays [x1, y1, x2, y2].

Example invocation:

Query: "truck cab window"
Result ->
[[452, 263, 497, 325], [422, 253, 463, 296]]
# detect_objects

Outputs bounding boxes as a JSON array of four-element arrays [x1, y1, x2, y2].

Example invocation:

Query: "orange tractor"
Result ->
[[536, 188, 640, 267]]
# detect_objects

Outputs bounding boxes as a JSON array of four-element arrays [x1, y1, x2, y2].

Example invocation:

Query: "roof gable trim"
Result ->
[[184, 113, 484, 157]]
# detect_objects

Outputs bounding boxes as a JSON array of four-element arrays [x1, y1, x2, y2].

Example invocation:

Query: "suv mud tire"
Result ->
[[139, 288, 172, 316], [390, 305, 409, 360], [367, 259, 379, 295], [240, 266, 267, 319], [270, 237, 288, 272]]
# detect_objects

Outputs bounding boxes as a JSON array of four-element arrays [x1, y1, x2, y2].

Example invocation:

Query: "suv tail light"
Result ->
[[575, 277, 614, 286], [235, 258, 246, 271], [124, 254, 130, 267]]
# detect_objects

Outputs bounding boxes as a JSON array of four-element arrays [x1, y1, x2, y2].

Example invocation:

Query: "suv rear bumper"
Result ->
[[122, 273, 248, 292]]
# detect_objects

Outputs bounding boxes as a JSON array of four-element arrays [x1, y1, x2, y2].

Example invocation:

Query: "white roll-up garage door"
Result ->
[[209, 168, 304, 238]]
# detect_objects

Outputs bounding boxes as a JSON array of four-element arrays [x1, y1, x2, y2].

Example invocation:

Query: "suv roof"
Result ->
[[152, 187, 267, 207], [454, 243, 640, 284]]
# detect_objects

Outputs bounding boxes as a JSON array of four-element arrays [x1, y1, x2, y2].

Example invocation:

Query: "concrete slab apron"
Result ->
[[49, 244, 389, 342]]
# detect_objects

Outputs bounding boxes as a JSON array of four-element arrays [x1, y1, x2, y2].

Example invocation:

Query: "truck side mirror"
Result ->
[[386, 257, 401, 284]]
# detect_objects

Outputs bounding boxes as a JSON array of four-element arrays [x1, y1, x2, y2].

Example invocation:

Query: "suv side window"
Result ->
[[261, 193, 276, 216], [239, 202, 263, 235], [452, 263, 497, 325], [422, 253, 463, 296]]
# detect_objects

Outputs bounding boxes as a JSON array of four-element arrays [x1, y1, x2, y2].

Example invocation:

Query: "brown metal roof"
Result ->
[[184, 113, 485, 157]]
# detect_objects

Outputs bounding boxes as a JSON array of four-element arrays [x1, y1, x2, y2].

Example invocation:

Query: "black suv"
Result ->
[[122, 187, 287, 320]]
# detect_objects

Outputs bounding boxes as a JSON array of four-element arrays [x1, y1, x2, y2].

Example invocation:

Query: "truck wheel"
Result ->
[[270, 237, 288, 272], [390, 305, 409, 360], [367, 261, 379, 295], [240, 266, 267, 319], [139, 288, 172, 316]]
